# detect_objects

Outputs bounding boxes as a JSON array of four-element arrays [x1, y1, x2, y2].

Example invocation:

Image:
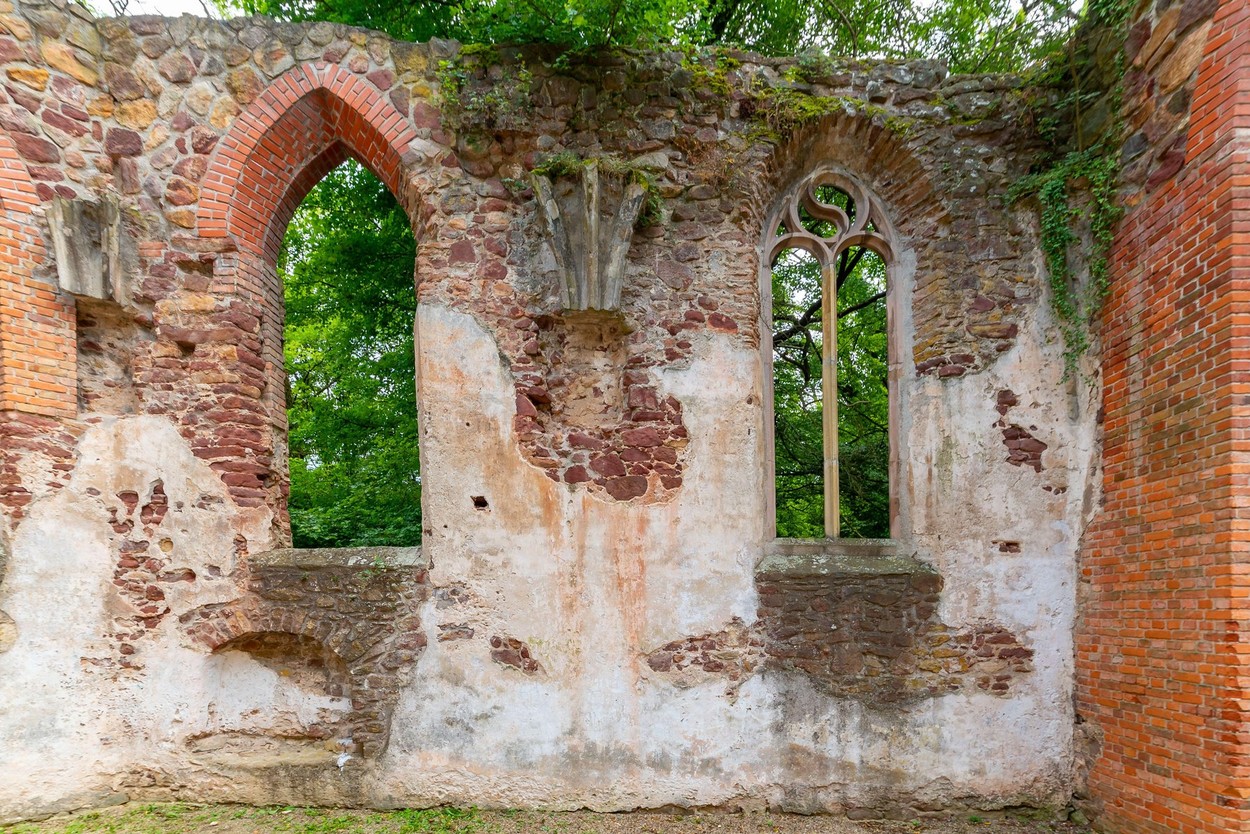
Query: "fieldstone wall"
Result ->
[[642, 551, 1036, 704], [753, 553, 1034, 702], [0, 0, 1098, 822]]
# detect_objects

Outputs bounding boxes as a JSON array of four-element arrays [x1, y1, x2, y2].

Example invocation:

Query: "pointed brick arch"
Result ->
[[192, 65, 425, 516], [198, 63, 421, 261], [0, 130, 74, 418]]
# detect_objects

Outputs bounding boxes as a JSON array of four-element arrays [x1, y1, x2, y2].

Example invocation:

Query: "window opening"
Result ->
[[767, 172, 894, 539], [279, 159, 421, 548]]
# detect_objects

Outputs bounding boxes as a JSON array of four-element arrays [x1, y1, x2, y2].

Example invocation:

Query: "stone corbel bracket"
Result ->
[[532, 160, 646, 312], [47, 195, 135, 306]]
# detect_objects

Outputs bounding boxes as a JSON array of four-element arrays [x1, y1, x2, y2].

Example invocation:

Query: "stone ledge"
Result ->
[[758, 539, 933, 578], [250, 546, 427, 570]]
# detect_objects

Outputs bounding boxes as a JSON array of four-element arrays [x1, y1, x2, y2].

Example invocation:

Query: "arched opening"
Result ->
[[765, 171, 895, 540], [280, 160, 420, 547], [195, 67, 425, 535]]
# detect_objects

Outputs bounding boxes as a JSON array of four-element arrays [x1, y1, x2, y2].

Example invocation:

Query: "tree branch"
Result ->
[[837, 289, 886, 320], [772, 296, 824, 345]]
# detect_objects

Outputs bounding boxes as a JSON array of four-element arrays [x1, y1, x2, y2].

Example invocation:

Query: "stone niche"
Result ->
[[181, 547, 430, 761]]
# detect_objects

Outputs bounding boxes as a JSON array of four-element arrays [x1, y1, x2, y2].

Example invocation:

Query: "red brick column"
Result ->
[[0, 130, 75, 417], [1079, 1, 1250, 830]]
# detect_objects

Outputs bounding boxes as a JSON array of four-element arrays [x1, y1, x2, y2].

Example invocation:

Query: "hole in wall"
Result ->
[[471, 496, 489, 510]]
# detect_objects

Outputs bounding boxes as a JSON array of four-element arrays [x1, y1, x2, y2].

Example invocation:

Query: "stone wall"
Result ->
[[0, 0, 1096, 821], [1076, 0, 1250, 831]]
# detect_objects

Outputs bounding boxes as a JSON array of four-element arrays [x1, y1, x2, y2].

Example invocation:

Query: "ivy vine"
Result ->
[[1010, 149, 1122, 373], [1010, 0, 1133, 375]]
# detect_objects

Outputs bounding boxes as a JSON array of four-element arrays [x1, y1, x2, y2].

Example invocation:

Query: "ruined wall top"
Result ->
[[0, 0, 1053, 517]]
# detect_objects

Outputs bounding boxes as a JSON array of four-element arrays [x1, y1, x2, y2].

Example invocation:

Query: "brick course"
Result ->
[[0, 129, 74, 417], [1076, 0, 1250, 830]]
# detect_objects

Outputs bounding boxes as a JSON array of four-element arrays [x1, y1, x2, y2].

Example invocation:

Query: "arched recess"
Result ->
[[757, 112, 950, 543], [194, 65, 424, 514], [0, 130, 75, 418], [187, 596, 426, 759]]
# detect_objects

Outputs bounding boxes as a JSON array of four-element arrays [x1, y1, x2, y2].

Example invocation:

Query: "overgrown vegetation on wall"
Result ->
[[243, 0, 1132, 543], [1010, 0, 1132, 374], [221, 0, 1080, 73]]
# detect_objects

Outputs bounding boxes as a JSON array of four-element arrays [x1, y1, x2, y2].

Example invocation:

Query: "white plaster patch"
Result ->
[[0, 416, 276, 819]]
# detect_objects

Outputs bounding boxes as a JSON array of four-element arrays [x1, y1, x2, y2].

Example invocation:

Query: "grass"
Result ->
[[0, 803, 1094, 834], [1, 805, 487, 834]]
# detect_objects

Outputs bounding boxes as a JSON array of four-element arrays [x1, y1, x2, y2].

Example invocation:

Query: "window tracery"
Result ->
[[765, 170, 895, 539]]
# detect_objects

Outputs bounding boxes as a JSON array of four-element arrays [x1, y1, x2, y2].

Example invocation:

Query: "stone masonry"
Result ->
[[0, 0, 1238, 828]]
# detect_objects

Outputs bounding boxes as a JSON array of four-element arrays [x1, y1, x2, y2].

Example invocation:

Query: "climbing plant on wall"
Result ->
[[227, 0, 1130, 544], [280, 161, 422, 548], [1010, 0, 1131, 375]]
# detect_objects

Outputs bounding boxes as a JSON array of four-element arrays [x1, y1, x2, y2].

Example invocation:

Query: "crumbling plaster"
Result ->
[[0, 0, 1101, 820]]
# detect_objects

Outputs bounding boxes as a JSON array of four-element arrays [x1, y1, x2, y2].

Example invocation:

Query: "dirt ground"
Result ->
[[0, 804, 1095, 834]]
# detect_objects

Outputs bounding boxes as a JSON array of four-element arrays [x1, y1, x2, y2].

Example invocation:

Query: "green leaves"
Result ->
[[771, 244, 890, 540], [1010, 147, 1122, 377], [225, 0, 1084, 73], [281, 161, 422, 548]]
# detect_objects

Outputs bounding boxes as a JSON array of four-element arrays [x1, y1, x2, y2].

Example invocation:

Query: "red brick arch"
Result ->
[[0, 130, 75, 418], [194, 63, 424, 468], [198, 63, 421, 261]]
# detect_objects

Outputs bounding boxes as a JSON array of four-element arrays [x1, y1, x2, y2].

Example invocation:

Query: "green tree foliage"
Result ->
[[224, 0, 699, 47], [225, 0, 1081, 73], [224, 0, 470, 42], [702, 0, 1075, 71], [281, 161, 422, 548], [771, 189, 889, 539], [238, 0, 1094, 544]]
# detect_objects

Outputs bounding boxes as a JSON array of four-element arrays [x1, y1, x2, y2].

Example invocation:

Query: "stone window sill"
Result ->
[[251, 546, 427, 570], [759, 538, 934, 578]]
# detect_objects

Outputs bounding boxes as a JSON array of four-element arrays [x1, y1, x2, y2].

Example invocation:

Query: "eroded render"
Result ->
[[0, 0, 1100, 820]]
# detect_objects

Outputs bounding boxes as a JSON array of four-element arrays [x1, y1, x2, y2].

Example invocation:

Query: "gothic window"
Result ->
[[765, 170, 896, 540]]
